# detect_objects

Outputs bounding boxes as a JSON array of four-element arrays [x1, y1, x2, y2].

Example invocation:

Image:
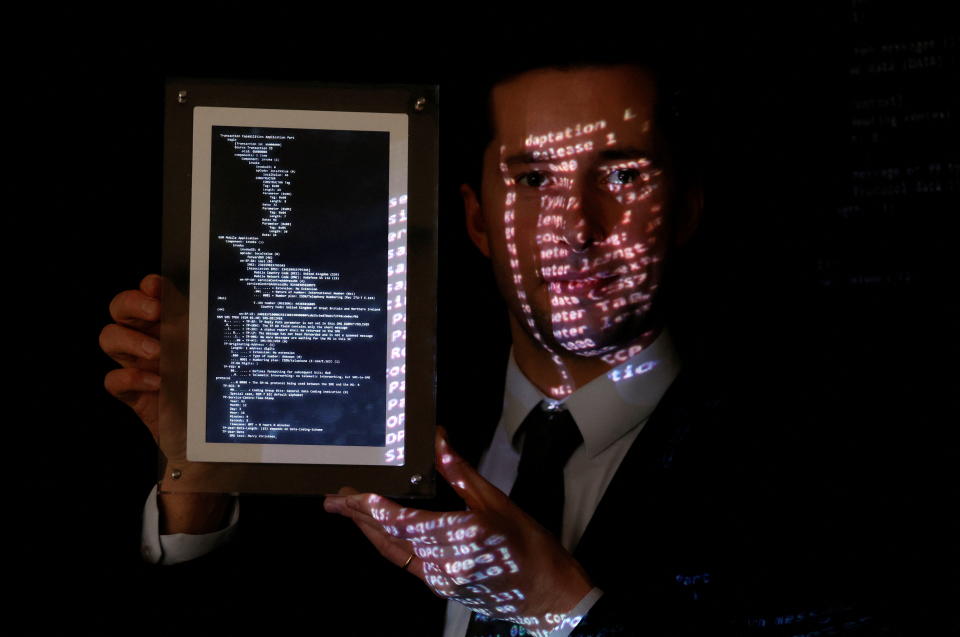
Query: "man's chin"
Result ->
[[545, 327, 622, 358], [555, 339, 619, 359], [548, 316, 659, 361]]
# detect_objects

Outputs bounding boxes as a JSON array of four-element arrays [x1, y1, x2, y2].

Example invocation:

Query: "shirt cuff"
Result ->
[[546, 587, 604, 636], [140, 483, 240, 565]]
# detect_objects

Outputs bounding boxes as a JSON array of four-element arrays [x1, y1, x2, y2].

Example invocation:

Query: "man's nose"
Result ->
[[556, 190, 606, 253]]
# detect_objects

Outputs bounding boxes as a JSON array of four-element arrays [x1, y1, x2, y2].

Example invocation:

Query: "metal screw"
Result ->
[[171, 469, 182, 480], [409, 473, 423, 485], [177, 90, 188, 104], [414, 97, 427, 112]]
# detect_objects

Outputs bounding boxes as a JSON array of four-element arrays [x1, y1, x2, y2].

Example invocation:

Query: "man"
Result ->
[[102, 62, 879, 635], [325, 64, 696, 635]]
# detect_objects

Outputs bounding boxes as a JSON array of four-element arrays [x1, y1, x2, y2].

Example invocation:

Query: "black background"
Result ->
[[14, 2, 957, 633]]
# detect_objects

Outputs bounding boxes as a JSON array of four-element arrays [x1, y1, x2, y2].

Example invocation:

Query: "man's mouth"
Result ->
[[546, 274, 619, 296]]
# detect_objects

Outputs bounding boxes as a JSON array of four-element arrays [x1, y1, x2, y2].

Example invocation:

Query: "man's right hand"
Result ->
[[101, 274, 233, 536], [101, 273, 162, 442]]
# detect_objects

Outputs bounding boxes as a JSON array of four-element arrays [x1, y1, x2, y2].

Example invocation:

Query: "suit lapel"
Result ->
[[572, 370, 710, 590]]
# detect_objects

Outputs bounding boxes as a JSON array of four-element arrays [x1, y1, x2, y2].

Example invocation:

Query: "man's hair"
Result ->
[[447, 37, 706, 199]]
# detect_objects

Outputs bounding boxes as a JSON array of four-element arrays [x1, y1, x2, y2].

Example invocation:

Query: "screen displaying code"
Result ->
[[205, 126, 391, 448]]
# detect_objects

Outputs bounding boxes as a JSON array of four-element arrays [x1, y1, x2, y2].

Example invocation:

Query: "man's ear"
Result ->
[[674, 185, 703, 247], [461, 183, 491, 257]]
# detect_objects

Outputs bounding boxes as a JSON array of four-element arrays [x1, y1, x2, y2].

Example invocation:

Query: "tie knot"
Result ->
[[515, 403, 583, 469]]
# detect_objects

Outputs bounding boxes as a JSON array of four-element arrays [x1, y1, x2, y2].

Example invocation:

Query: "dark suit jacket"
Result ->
[[564, 370, 884, 636], [451, 365, 892, 636]]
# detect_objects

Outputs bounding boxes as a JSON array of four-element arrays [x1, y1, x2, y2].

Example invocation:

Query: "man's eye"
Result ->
[[603, 169, 641, 185], [514, 171, 551, 188]]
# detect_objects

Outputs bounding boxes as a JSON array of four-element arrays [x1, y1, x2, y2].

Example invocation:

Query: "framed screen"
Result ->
[[159, 80, 437, 496]]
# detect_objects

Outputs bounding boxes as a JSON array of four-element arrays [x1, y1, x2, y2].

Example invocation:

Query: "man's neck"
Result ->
[[509, 317, 662, 398]]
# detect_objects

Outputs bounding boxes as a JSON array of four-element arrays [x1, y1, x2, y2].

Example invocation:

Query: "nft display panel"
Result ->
[[159, 81, 437, 496]]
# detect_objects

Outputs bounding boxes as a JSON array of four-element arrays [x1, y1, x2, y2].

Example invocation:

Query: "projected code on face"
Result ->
[[499, 109, 666, 399], [205, 126, 402, 456]]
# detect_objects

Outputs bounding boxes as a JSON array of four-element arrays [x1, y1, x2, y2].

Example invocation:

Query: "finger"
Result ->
[[342, 492, 399, 526], [321, 485, 359, 507], [323, 495, 343, 513], [325, 492, 412, 531], [99, 323, 161, 368], [330, 496, 426, 580], [326, 493, 394, 534], [435, 427, 511, 511], [340, 493, 444, 542], [323, 495, 361, 516], [140, 274, 162, 299], [104, 367, 161, 403], [350, 516, 424, 580], [109, 289, 161, 329]]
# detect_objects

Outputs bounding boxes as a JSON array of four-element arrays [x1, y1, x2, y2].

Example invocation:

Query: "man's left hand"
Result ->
[[323, 428, 593, 635]]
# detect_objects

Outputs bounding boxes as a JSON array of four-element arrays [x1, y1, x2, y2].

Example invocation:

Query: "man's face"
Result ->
[[471, 66, 678, 367]]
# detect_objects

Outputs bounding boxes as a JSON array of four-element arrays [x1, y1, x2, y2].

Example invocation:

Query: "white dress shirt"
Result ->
[[142, 332, 680, 635]]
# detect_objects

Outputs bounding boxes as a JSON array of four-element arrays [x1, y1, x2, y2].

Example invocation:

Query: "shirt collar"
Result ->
[[500, 330, 681, 458]]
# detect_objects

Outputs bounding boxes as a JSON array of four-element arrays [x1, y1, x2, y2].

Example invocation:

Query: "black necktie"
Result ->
[[509, 403, 583, 537], [465, 402, 583, 636]]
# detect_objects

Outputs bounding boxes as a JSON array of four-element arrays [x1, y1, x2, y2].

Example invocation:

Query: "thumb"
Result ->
[[435, 426, 510, 511]]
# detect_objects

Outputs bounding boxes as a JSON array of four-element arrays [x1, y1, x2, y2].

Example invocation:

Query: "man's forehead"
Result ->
[[490, 65, 658, 143]]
